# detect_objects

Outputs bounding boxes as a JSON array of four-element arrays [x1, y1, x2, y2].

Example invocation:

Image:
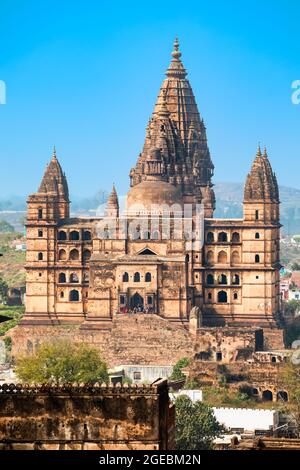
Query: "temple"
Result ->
[[23, 39, 282, 339]]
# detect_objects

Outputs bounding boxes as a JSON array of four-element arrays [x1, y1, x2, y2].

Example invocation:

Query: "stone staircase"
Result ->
[[88, 314, 194, 367], [11, 314, 195, 368]]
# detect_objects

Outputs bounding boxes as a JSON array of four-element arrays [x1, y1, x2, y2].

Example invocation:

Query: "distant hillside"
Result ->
[[214, 183, 300, 234], [1, 183, 300, 234]]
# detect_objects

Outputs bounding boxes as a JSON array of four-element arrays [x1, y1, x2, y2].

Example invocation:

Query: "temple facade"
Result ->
[[23, 40, 281, 332]]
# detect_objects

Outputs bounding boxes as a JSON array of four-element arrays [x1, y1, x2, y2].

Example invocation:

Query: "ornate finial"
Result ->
[[263, 147, 268, 158], [52, 145, 57, 159], [172, 37, 181, 60], [166, 37, 186, 78], [257, 144, 262, 157]]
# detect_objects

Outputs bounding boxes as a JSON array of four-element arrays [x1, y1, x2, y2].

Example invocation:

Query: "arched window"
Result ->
[[218, 274, 227, 285], [255, 209, 259, 220], [58, 249, 67, 261], [38, 208, 43, 220], [218, 250, 227, 263], [70, 273, 79, 283], [38, 252, 43, 261], [145, 272, 151, 282], [232, 274, 240, 285], [134, 272, 140, 282], [218, 291, 228, 303], [70, 249, 80, 261], [103, 227, 110, 239], [255, 232, 260, 239], [69, 290, 79, 302], [143, 231, 151, 240], [207, 232, 214, 243], [60, 291, 64, 298], [83, 230, 91, 241], [122, 272, 129, 282], [206, 250, 214, 265], [233, 292, 238, 300], [255, 254, 260, 263], [218, 232, 228, 243], [277, 391, 288, 402], [262, 390, 273, 402], [83, 249, 91, 263], [58, 231, 67, 241], [206, 274, 214, 285], [207, 292, 212, 301], [59, 273, 66, 283], [231, 250, 240, 264], [232, 232, 240, 243], [133, 227, 141, 240], [70, 230, 80, 241], [152, 230, 160, 240]]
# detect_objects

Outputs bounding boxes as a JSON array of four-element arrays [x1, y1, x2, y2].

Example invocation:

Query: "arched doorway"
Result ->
[[277, 391, 288, 402], [218, 291, 227, 303], [262, 390, 273, 401], [130, 293, 144, 310]]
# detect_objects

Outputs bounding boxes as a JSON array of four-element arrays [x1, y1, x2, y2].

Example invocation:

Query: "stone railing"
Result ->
[[0, 380, 167, 396]]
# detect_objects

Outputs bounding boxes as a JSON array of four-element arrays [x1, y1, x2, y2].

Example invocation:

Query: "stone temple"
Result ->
[[22, 39, 282, 342]]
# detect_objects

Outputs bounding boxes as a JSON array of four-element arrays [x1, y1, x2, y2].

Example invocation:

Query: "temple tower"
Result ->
[[129, 39, 215, 214], [24, 148, 70, 324], [242, 146, 281, 327]]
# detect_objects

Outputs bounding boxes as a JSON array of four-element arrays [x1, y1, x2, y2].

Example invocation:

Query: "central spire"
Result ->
[[129, 39, 215, 215]]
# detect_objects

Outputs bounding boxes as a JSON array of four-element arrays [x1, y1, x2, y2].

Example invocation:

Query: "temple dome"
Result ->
[[38, 147, 69, 200], [126, 180, 182, 215], [244, 147, 279, 202]]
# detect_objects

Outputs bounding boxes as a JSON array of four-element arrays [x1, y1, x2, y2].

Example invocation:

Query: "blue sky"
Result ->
[[0, 0, 299, 198]]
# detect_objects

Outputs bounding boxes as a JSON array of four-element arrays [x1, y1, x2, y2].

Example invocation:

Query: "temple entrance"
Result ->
[[130, 293, 144, 310]]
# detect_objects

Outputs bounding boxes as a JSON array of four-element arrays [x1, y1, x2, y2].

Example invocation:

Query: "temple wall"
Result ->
[[0, 381, 174, 450]]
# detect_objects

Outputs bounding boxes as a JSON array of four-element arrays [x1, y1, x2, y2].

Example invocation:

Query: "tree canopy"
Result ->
[[169, 357, 190, 381], [175, 395, 224, 450], [0, 277, 8, 303], [15, 340, 109, 385], [281, 359, 300, 434]]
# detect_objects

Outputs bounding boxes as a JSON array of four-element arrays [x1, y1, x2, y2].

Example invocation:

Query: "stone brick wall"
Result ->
[[10, 314, 195, 367], [194, 327, 263, 363], [0, 380, 174, 450]]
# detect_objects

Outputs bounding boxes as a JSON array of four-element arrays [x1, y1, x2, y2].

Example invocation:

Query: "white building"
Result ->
[[213, 407, 279, 434], [109, 364, 173, 384]]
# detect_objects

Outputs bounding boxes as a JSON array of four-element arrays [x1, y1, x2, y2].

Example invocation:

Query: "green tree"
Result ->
[[175, 395, 224, 450], [281, 359, 300, 435], [122, 375, 133, 385], [285, 299, 300, 315], [169, 357, 190, 381], [0, 277, 8, 303], [284, 315, 300, 347], [15, 340, 109, 385], [291, 263, 300, 271]]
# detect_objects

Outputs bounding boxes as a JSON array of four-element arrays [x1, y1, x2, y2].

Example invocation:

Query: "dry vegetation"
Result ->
[[0, 233, 25, 288]]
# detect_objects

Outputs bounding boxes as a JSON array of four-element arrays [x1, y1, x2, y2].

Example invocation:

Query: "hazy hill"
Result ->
[[214, 183, 300, 234], [1, 183, 300, 234]]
